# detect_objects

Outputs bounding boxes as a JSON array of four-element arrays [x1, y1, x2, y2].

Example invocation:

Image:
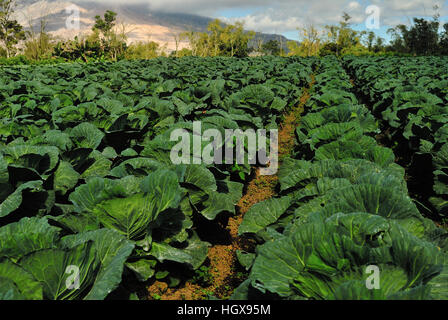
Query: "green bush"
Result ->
[[125, 41, 164, 59], [0, 55, 66, 65]]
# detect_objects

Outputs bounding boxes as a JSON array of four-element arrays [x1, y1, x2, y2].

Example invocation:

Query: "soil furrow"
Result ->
[[147, 76, 315, 300]]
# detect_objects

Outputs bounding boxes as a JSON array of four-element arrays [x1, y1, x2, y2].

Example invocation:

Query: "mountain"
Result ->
[[14, 0, 292, 52]]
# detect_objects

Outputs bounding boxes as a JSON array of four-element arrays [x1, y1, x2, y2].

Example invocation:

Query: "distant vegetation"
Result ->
[[179, 19, 255, 58], [287, 9, 448, 57], [1, 0, 448, 64]]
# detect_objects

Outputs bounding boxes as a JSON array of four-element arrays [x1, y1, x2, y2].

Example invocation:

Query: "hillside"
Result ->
[[14, 0, 292, 52]]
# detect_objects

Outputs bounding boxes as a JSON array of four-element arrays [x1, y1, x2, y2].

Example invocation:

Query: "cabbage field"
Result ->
[[0, 55, 447, 300]]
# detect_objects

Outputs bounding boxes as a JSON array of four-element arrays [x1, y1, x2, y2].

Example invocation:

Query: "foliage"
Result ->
[[389, 18, 439, 55], [0, 56, 312, 299], [0, 0, 25, 58], [344, 55, 448, 219], [288, 13, 371, 57], [235, 56, 448, 300], [261, 40, 281, 56], [53, 36, 105, 62], [192, 266, 214, 286], [287, 25, 322, 57], [125, 41, 165, 60], [340, 44, 371, 56], [0, 55, 65, 65], [1, 5, 448, 62], [23, 19, 54, 60], [171, 48, 192, 58], [93, 10, 117, 40], [51, 11, 127, 62], [387, 7, 448, 56], [182, 19, 255, 57]]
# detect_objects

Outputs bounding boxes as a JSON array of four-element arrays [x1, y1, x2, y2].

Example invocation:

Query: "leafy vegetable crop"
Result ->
[[0, 56, 312, 299], [344, 56, 448, 218], [234, 56, 448, 300], [0, 56, 447, 300]]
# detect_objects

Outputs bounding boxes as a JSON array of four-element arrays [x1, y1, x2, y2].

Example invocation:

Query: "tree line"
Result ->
[[288, 8, 448, 57], [0, 0, 168, 62], [1, 0, 448, 63], [0, 0, 260, 62]]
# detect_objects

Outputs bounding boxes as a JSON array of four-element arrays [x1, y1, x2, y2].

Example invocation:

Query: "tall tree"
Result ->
[[207, 19, 222, 56], [323, 12, 360, 56], [221, 22, 254, 57], [22, 5, 54, 60], [365, 31, 376, 51], [0, 0, 25, 58], [439, 23, 448, 54], [24, 18, 53, 60], [389, 14, 440, 55], [262, 40, 281, 56], [183, 19, 254, 57], [91, 10, 128, 60], [288, 24, 322, 57], [337, 12, 360, 53], [373, 36, 384, 53], [387, 26, 408, 53], [93, 10, 117, 41]]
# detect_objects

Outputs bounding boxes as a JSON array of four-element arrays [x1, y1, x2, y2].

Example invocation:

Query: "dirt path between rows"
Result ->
[[147, 76, 315, 300]]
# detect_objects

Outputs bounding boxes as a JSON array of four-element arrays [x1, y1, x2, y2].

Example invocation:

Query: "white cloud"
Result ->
[[73, 0, 448, 35], [348, 1, 362, 10], [220, 0, 448, 35], [369, 0, 447, 25], [218, 0, 367, 34]]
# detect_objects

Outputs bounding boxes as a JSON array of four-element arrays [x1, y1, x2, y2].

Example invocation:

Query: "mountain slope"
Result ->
[[14, 0, 292, 52]]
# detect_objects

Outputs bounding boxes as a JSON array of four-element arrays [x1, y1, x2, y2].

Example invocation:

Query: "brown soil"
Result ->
[[147, 76, 315, 300]]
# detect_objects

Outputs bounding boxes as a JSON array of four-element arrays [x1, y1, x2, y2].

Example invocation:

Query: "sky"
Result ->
[[94, 0, 448, 41]]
